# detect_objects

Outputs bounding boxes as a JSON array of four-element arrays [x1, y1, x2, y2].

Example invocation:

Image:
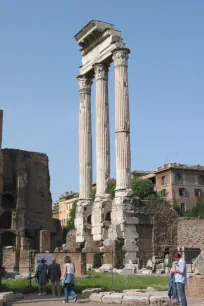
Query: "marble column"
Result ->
[[112, 48, 131, 194], [94, 63, 110, 198], [78, 75, 93, 201]]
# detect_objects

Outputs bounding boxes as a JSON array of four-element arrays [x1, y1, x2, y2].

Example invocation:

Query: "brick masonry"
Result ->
[[186, 275, 204, 297], [177, 218, 204, 249]]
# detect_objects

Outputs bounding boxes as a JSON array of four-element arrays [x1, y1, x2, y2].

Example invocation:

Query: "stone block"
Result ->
[[82, 288, 103, 299], [193, 251, 204, 274], [102, 293, 124, 304], [90, 292, 112, 302], [122, 295, 149, 305], [120, 268, 136, 275], [0, 298, 3, 306], [142, 269, 152, 275], [123, 289, 146, 293], [147, 259, 153, 269], [149, 295, 169, 306], [124, 291, 151, 297], [146, 287, 156, 292], [0, 292, 14, 302]]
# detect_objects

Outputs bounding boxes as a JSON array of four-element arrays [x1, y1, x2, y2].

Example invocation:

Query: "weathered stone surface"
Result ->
[[178, 218, 204, 250], [1, 149, 56, 250], [149, 295, 169, 306], [123, 295, 149, 305], [102, 293, 124, 304], [123, 289, 146, 293], [186, 275, 204, 297], [0, 291, 14, 302], [193, 251, 204, 274], [82, 288, 103, 299], [146, 287, 156, 292], [90, 292, 111, 302], [123, 292, 151, 297]]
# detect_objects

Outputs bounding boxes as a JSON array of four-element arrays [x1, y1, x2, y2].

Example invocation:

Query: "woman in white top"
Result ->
[[62, 256, 77, 304]]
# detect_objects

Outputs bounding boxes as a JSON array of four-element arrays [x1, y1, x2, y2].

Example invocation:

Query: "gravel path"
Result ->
[[8, 294, 204, 306]]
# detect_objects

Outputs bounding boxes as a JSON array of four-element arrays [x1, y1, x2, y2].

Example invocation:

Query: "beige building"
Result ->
[[58, 193, 79, 227], [140, 163, 204, 213]]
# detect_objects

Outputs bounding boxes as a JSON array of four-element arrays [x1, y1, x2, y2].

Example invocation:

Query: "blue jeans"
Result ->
[[64, 283, 76, 303], [176, 282, 187, 306]]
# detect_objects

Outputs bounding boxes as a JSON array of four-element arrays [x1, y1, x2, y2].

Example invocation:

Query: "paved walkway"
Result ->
[[8, 294, 204, 306]]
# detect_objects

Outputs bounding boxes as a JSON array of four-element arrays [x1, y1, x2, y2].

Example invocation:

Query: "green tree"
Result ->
[[132, 177, 156, 200], [186, 197, 204, 217], [109, 179, 116, 198], [172, 202, 184, 216], [66, 200, 77, 231]]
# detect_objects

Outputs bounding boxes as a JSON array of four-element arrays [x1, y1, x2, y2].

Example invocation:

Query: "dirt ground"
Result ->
[[8, 294, 204, 306]]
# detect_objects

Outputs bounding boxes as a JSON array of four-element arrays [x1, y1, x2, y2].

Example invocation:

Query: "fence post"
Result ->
[[28, 248, 32, 288], [111, 250, 114, 291]]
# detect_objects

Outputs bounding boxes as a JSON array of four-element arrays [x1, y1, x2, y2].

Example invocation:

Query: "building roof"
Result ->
[[155, 163, 204, 173], [131, 170, 152, 175]]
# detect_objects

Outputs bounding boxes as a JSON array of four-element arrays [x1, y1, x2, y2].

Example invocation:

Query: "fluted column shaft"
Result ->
[[78, 75, 93, 200], [113, 48, 131, 192], [94, 63, 110, 198]]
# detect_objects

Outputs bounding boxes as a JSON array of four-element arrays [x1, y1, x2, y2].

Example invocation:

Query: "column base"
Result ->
[[75, 199, 93, 243], [92, 197, 112, 242]]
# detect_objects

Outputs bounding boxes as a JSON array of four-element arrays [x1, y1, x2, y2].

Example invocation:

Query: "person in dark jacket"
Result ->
[[35, 258, 48, 296], [48, 258, 62, 296]]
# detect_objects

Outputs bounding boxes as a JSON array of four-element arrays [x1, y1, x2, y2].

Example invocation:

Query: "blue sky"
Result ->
[[0, 1, 204, 202]]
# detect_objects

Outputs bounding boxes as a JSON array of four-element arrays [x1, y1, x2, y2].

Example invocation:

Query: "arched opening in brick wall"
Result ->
[[2, 194, 16, 209], [105, 211, 111, 222], [0, 211, 12, 229], [1, 231, 16, 246]]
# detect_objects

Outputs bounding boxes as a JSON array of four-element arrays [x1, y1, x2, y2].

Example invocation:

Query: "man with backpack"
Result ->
[[35, 258, 48, 296]]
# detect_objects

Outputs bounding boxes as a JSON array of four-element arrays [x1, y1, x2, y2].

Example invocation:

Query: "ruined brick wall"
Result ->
[[1, 149, 54, 247], [177, 217, 204, 250], [134, 200, 178, 258]]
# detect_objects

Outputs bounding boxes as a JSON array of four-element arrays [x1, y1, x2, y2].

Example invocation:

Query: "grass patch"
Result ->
[[0, 274, 168, 294]]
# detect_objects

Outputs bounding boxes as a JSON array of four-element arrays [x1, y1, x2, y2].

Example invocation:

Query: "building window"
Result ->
[[195, 189, 202, 197], [161, 176, 166, 185], [179, 188, 186, 197], [161, 189, 167, 197], [180, 203, 186, 214], [199, 175, 204, 185], [175, 174, 181, 183]]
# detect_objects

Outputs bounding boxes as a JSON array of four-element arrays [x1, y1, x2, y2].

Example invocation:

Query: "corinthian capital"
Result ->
[[94, 63, 109, 80], [112, 48, 130, 67], [77, 75, 93, 94]]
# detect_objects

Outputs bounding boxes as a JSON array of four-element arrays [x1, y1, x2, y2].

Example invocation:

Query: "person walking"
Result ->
[[35, 258, 48, 296], [171, 253, 187, 306], [61, 256, 77, 304], [48, 258, 62, 297]]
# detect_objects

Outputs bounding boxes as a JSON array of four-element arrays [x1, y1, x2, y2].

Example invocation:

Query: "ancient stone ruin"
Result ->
[[0, 110, 59, 251], [72, 21, 178, 273]]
